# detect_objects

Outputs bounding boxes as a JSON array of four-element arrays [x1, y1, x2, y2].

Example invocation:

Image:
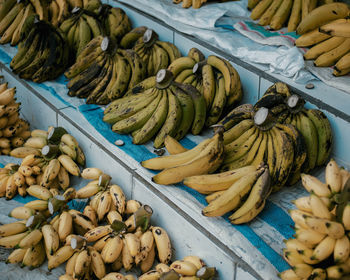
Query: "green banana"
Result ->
[[153, 88, 183, 148], [132, 91, 168, 145]]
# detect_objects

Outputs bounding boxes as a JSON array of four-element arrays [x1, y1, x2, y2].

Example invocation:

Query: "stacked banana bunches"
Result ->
[[9, 17, 69, 83], [294, 3, 350, 76], [168, 48, 243, 126], [131, 28, 182, 76], [65, 36, 145, 104], [0, 82, 31, 155], [248, 0, 336, 31], [0, 167, 216, 280], [0, 0, 69, 45], [1, 126, 85, 199], [220, 82, 332, 192]]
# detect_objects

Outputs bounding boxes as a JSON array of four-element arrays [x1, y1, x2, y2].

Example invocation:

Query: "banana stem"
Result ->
[[196, 267, 217, 279], [143, 28, 158, 47], [70, 235, 86, 249], [287, 94, 305, 113], [134, 204, 153, 230], [63, 188, 76, 201], [160, 270, 180, 280], [192, 60, 207, 74], [42, 144, 60, 160], [47, 127, 68, 145], [98, 174, 111, 189], [156, 69, 174, 89], [254, 107, 276, 131], [48, 196, 66, 214], [26, 213, 46, 229]]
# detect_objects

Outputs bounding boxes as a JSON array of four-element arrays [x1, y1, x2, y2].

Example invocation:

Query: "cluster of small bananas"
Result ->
[[248, 0, 336, 31], [295, 3, 350, 76], [280, 159, 350, 280], [168, 49, 242, 126], [141, 131, 224, 185], [131, 29, 182, 77], [219, 82, 332, 191], [65, 36, 147, 104], [0, 189, 76, 269], [1, 127, 85, 200], [9, 18, 69, 83], [0, 83, 31, 155], [103, 69, 206, 148]]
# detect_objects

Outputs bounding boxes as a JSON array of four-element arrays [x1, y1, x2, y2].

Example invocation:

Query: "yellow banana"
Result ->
[[294, 228, 326, 247], [325, 159, 342, 193], [18, 228, 42, 249], [97, 191, 112, 221], [41, 224, 60, 256], [22, 241, 46, 269], [301, 174, 331, 197], [27, 185, 53, 200], [58, 155, 80, 176], [0, 221, 27, 237], [152, 226, 172, 264], [109, 184, 126, 215], [124, 233, 140, 257], [170, 260, 198, 276], [309, 193, 332, 219], [58, 211, 73, 242], [48, 245, 75, 270], [6, 248, 27, 264], [84, 225, 113, 242], [0, 231, 29, 248], [202, 169, 262, 217], [183, 165, 257, 194], [81, 168, 103, 180], [101, 235, 123, 263], [334, 235, 350, 263], [74, 249, 91, 279], [305, 216, 344, 239], [9, 206, 34, 220], [312, 235, 336, 261]]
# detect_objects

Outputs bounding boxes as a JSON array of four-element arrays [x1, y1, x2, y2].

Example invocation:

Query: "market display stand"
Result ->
[[0, 1, 349, 280]]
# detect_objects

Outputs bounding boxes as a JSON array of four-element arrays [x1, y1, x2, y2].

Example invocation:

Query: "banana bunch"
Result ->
[[0, 0, 35, 45], [0, 82, 31, 155], [279, 159, 350, 280], [168, 49, 242, 126], [59, 8, 103, 59], [3, 126, 86, 200], [1, 190, 91, 270], [65, 0, 102, 14], [0, 0, 72, 45], [295, 6, 350, 76], [10, 18, 69, 83], [141, 130, 224, 185], [98, 4, 131, 43], [218, 104, 299, 192], [133, 28, 182, 76], [103, 68, 209, 148], [172, 0, 208, 9], [248, 0, 339, 31], [65, 36, 146, 104], [254, 82, 333, 176], [184, 164, 271, 224]]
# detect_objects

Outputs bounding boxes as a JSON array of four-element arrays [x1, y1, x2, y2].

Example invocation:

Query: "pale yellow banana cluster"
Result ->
[[248, 0, 337, 31], [168, 49, 243, 127], [141, 131, 224, 185], [0, 83, 31, 155], [295, 3, 350, 76], [280, 159, 350, 280], [0, 126, 85, 200]]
